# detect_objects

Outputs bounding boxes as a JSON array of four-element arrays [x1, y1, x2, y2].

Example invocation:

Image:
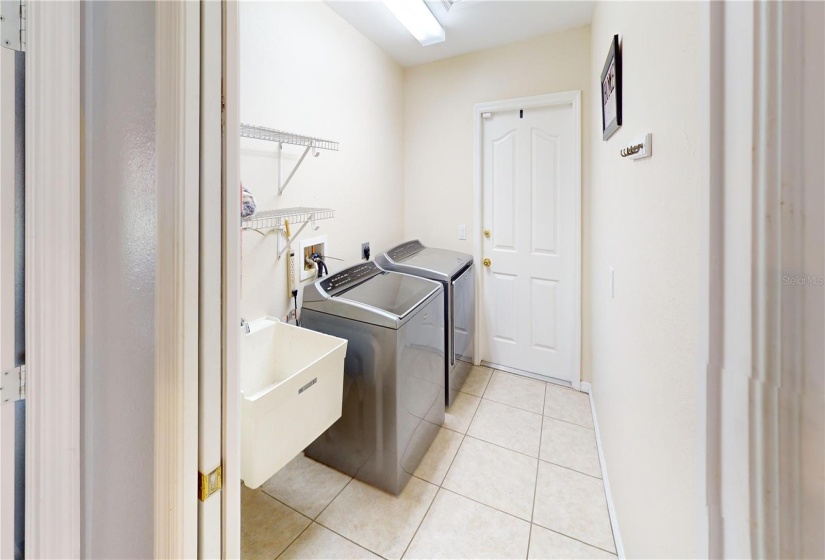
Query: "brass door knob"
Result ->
[[483, 258, 491, 267], [483, 229, 491, 238]]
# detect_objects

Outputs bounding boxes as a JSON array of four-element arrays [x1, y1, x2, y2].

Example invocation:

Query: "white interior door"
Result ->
[[480, 98, 579, 384]]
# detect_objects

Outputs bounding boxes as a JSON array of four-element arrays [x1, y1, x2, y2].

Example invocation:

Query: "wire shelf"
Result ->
[[242, 207, 335, 231], [240, 124, 339, 151]]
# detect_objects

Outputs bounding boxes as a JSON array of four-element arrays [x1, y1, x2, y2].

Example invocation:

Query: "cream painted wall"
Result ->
[[402, 27, 593, 381], [240, 1, 404, 322], [589, 2, 702, 558]]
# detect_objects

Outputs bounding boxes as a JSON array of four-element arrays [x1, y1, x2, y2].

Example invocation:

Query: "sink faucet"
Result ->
[[241, 318, 250, 334]]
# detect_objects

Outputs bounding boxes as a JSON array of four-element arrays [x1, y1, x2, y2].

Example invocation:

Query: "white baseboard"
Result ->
[[588, 390, 625, 558], [580, 381, 592, 394]]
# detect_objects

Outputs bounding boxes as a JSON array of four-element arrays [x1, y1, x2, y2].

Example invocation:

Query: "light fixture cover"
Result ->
[[382, 0, 445, 46]]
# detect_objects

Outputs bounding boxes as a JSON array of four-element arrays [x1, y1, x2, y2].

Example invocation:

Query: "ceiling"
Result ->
[[325, 0, 595, 67]]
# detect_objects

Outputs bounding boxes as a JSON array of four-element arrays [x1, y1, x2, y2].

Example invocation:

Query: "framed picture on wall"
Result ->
[[601, 34, 622, 140]]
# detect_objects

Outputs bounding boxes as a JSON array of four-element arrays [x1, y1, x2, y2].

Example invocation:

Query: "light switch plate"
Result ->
[[458, 224, 466, 240]]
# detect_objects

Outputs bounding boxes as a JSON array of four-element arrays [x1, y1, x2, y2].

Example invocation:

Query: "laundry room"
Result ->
[[2, 0, 820, 558], [235, 0, 597, 553], [234, 1, 699, 559], [237, 2, 598, 557]]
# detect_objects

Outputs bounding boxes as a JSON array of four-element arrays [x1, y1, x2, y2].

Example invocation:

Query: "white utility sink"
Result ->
[[241, 317, 347, 489]]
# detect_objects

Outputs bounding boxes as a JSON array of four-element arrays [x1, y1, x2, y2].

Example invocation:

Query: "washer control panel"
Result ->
[[321, 261, 381, 296]]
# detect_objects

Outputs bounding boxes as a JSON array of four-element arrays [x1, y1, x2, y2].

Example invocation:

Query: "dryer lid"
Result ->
[[379, 241, 473, 282], [336, 272, 441, 319]]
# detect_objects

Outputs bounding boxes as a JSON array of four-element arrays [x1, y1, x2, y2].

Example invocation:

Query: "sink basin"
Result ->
[[241, 317, 347, 488]]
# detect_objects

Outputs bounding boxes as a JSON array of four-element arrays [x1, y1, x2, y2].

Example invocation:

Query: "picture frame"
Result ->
[[601, 34, 622, 140]]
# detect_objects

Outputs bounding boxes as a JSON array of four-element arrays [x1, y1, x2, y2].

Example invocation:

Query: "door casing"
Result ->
[[473, 91, 582, 391]]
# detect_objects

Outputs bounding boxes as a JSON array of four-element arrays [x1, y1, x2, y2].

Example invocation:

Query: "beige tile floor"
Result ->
[[242, 367, 617, 560]]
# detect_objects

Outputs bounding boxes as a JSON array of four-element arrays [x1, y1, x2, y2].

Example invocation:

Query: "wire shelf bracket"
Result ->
[[242, 207, 335, 259], [240, 123, 339, 195]]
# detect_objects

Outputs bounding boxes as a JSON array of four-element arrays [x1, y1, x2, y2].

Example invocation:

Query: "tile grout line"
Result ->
[[460, 370, 592, 430], [456, 369, 490, 399], [265, 368, 596, 559], [251, 487, 312, 560], [400, 384, 487, 556], [490, 368, 582, 397], [483, 371, 546, 416], [274, 518, 312, 560], [265, 471, 387, 559], [530, 519, 619, 557], [461, 433, 539, 461], [414, 480, 615, 556], [310, 477, 394, 560], [466, 369, 591, 425], [537, 456, 604, 481], [482, 395, 544, 416], [446, 380, 613, 556], [461, 367, 493, 399], [257, 487, 312, 522], [534, 391, 618, 557], [540, 409, 595, 430], [437, 430, 467, 487], [259, 469, 354, 522], [314, 520, 390, 560], [440, 424, 467, 437], [437, 486, 531, 524], [526, 383, 549, 559], [400, 383, 490, 559], [264, 448, 606, 557], [259, 478, 367, 560], [398, 484, 440, 559], [314, 475, 354, 521], [458, 432, 602, 482], [446, 373, 604, 556]]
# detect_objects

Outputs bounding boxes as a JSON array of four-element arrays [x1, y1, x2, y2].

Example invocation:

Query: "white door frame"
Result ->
[[697, 1, 724, 556], [154, 1, 201, 557], [154, 2, 219, 558], [473, 91, 582, 391], [221, 0, 242, 556], [8, 1, 232, 556], [700, 1, 823, 557], [19, 1, 82, 557], [154, 1, 241, 557]]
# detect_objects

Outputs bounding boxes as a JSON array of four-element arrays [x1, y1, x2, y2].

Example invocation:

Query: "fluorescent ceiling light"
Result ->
[[382, 0, 445, 46]]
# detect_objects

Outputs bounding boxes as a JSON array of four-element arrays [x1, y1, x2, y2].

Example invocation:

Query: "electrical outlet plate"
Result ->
[[299, 235, 328, 281], [361, 241, 370, 261]]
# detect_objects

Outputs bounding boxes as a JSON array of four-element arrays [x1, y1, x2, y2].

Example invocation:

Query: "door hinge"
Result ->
[[0, 364, 25, 406], [198, 465, 222, 502], [0, 0, 26, 52]]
